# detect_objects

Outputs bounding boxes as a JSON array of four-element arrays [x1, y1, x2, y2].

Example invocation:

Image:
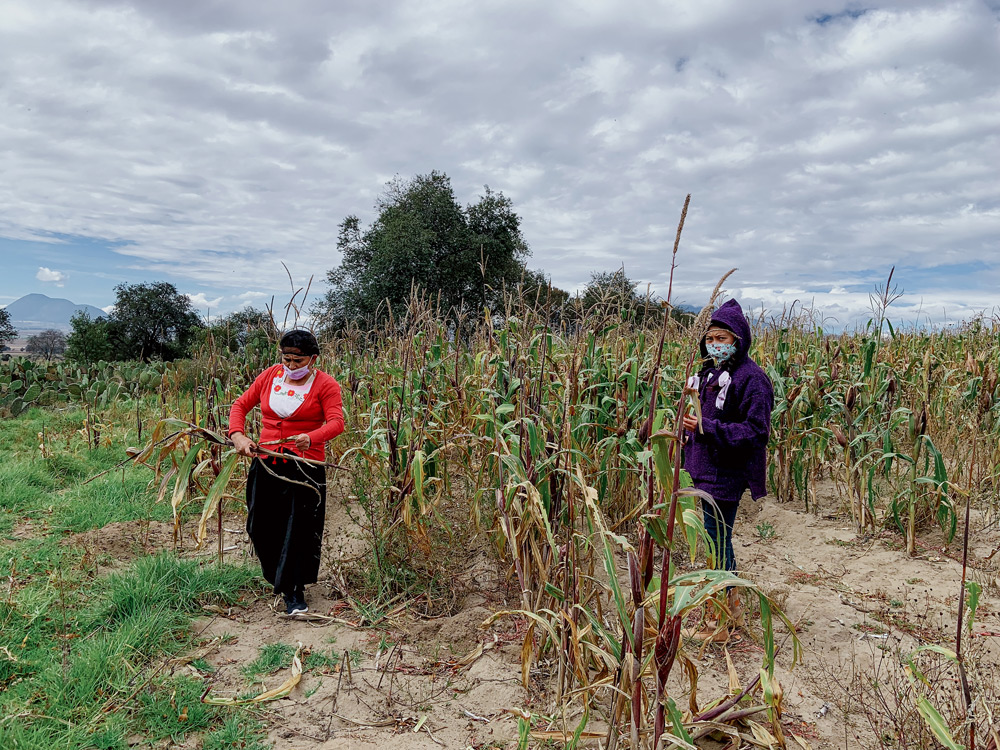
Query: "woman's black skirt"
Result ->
[[245, 456, 326, 595]]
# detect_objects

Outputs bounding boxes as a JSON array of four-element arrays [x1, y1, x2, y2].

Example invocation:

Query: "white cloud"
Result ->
[[186, 292, 225, 310], [0, 0, 995, 326], [237, 291, 271, 301], [36, 267, 66, 285]]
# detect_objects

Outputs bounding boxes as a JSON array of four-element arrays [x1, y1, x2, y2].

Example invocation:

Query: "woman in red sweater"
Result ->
[[228, 330, 345, 615]]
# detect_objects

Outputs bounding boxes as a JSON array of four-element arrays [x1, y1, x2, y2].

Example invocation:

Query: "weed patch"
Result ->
[[242, 643, 296, 682], [0, 409, 271, 748]]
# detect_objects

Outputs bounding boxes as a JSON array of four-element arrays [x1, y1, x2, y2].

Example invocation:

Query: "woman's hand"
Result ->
[[231, 432, 258, 457], [682, 412, 700, 432], [292, 433, 311, 452]]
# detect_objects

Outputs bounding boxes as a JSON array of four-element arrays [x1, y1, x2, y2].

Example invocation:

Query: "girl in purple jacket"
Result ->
[[682, 300, 773, 627]]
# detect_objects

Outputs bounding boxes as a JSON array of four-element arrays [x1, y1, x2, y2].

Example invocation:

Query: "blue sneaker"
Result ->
[[283, 590, 308, 615]]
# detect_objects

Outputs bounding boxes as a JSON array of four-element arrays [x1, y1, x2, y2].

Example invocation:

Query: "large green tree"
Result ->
[[0, 308, 17, 350], [317, 172, 530, 330], [108, 282, 202, 361], [65, 312, 118, 364]]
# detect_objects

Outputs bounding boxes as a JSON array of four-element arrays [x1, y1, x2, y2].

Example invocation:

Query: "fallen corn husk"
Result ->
[[166, 636, 225, 670], [202, 642, 302, 705]]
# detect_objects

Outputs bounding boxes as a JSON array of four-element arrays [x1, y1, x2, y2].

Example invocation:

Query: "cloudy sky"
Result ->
[[1, 0, 998, 328]]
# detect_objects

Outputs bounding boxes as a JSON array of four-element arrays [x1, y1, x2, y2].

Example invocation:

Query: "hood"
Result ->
[[700, 299, 752, 366]]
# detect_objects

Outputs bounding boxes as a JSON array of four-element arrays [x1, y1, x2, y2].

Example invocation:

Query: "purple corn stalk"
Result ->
[[628, 551, 645, 750], [653, 613, 682, 742]]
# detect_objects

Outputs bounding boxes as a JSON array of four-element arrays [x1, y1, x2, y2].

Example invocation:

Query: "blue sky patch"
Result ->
[[813, 8, 869, 25]]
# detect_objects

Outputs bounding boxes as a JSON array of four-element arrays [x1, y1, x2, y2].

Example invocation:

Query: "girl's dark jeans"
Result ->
[[702, 498, 740, 573]]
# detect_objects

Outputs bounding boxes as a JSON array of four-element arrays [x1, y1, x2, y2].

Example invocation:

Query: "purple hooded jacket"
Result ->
[[682, 299, 773, 502]]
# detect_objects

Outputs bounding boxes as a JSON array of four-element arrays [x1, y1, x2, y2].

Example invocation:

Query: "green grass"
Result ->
[[242, 643, 297, 682], [137, 676, 217, 740], [304, 646, 340, 672], [201, 715, 271, 750], [0, 409, 172, 537], [189, 658, 215, 673], [0, 401, 272, 750], [0, 554, 266, 748]]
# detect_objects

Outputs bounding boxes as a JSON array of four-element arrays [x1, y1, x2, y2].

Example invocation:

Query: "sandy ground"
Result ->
[[65, 485, 1000, 749]]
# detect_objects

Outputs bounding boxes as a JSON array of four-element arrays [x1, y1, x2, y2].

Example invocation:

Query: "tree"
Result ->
[[0, 308, 16, 350], [110, 282, 203, 361], [513, 268, 571, 325], [65, 312, 117, 364], [575, 268, 656, 325], [517, 268, 569, 306], [316, 172, 530, 331], [200, 307, 277, 353], [25, 329, 67, 359]]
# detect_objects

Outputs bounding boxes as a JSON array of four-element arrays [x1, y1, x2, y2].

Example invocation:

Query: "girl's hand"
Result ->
[[682, 413, 699, 432], [232, 432, 258, 457], [292, 433, 311, 452]]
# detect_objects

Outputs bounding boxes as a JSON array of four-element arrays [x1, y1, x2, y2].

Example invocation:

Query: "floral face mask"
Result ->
[[706, 341, 737, 364]]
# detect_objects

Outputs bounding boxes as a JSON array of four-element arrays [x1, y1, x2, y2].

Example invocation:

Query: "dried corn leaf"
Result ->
[[166, 636, 225, 670], [725, 649, 741, 694], [203, 643, 302, 705], [171, 443, 202, 525], [530, 729, 605, 741], [196, 452, 239, 547], [747, 718, 779, 747]]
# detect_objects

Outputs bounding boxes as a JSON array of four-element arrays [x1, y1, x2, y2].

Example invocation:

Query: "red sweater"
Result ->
[[228, 365, 345, 461]]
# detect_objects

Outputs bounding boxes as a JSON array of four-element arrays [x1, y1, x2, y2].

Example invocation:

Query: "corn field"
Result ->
[[4, 284, 999, 747]]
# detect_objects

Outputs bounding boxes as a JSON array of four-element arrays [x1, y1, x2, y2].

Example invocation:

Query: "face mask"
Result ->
[[706, 342, 737, 364], [284, 363, 311, 379]]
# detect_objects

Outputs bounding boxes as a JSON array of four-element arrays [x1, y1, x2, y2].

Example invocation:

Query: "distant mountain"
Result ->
[[5, 293, 108, 333]]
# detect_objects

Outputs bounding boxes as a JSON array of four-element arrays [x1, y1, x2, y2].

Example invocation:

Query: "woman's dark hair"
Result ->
[[279, 329, 320, 356]]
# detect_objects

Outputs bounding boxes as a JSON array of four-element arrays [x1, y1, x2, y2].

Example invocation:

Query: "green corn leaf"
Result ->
[[910, 644, 957, 663], [759, 594, 776, 676], [665, 697, 694, 745], [543, 582, 565, 602], [567, 706, 590, 750], [650, 428, 679, 493], [412, 449, 426, 513], [965, 581, 982, 633], [913, 696, 963, 750], [640, 512, 670, 548], [575, 603, 621, 661], [581, 485, 634, 647]]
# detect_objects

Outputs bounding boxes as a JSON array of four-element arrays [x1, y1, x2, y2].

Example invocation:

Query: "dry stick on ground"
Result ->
[[257, 708, 326, 743], [324, 651, 349, 739]]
